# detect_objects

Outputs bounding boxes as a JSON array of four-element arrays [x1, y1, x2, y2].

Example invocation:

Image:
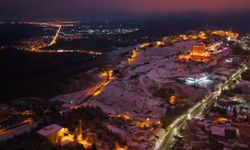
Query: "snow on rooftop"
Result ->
[[147, 62, 201, 83], [37, 124, 63, 137], [210, 126, 225, 137], [107, 124, 128, 138]]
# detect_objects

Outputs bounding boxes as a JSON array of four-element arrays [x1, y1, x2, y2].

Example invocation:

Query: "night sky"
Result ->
[[1, 0, 250, 19]]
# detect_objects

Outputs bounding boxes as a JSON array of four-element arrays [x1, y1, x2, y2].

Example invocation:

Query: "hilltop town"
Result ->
[[1, 30, 250, 150]]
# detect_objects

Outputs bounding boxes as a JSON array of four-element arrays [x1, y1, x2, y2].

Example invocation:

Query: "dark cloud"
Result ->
[[1, 0, 250, 19]]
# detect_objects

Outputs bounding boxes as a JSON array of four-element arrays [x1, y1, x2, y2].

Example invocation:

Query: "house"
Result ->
[[37, 124, 63, 143]]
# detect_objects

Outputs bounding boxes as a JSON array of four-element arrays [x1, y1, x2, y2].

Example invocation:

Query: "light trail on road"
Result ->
[[48, 25, 62, 46]]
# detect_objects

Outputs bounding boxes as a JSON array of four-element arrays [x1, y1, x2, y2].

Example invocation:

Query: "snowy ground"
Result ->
[[83, 41, 207, 118], [52, 40, 238, 149]]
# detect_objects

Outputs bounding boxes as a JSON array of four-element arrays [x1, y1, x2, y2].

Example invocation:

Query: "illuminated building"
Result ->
[[115, 143, 128, 150], [139, 43, 150, 49], [178, 44, 211, 62], [198, 31, 207, 39], [184, 73, 212, 87], [136, 118, 151, 129], [191, 44, 209, 56], [128, 49, 139, 64], [213, 117, 229, 122], [169, 96, 177, 105], [212, 30, 239, 38], [156, 41, 165, 47], [179, 34, 188, 40], [21, 110, 33, 116], [225, 58, 233, 63], [185, 74, 208, 83], [37, 122, 92, 148], [114, 114, 132, 121], [100, 69, 114, 79]]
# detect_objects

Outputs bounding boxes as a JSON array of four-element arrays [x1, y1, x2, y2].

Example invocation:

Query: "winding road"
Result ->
[[154, 63, 248, 150]]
